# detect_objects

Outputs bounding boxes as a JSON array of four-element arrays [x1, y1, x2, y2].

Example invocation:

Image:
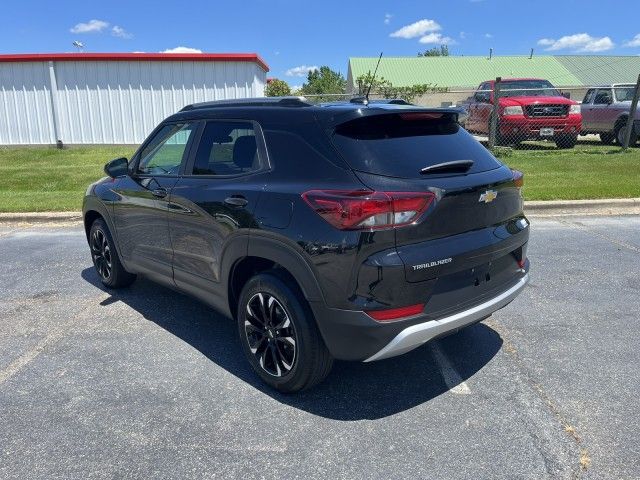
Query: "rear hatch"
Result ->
[[330, 109, 528, 306]]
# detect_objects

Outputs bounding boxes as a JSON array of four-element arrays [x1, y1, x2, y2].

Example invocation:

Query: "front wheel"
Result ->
[[615, 120, 638, 147], [555, 134, 577, 149], [237, 271, 333, 392], [89, 218, 136, 288]]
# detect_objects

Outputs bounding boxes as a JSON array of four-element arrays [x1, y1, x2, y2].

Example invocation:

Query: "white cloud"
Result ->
[[537, 33, 614, 52], [419, 33, 455, 45], [384, 13, 393, 25], [285, 65, 319, 77], [623, 34, 640, 48], [161, 46, 203, 53], [111, 25, 132, 39], [290, 85, 303, 92], [390, 19, 441, 39], [484, 33, 493, 39], [70, 19, 109, 34], [459, 31, 466, 39]]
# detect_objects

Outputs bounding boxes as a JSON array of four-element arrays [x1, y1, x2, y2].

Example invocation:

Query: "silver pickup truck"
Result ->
[[581, 84, 639, 145]]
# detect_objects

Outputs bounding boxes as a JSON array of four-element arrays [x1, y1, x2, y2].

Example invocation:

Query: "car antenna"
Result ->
[[364, 52, 383, 106]]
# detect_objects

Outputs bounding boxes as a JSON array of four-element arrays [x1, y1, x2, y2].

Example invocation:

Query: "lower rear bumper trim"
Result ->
[[364, 273, 529, 362]]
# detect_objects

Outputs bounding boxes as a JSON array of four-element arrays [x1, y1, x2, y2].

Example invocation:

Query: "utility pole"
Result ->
[[488, 77, 502, 149], [622, 74, 640, 150]]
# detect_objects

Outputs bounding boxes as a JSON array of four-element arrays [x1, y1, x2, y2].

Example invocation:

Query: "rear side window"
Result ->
[[191, 121, 261, 176], [331, 112, 502, 178]]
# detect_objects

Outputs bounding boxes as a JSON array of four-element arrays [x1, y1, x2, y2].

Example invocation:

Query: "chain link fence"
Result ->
[[302, 76, 640, 152]]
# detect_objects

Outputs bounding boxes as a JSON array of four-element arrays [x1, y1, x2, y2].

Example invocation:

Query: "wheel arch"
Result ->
[[225, 234, 325, 320]]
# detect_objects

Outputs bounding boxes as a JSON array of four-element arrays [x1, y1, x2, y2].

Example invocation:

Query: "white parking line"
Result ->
[[0, 331, 65, 385], [430, 342, 471, 395]]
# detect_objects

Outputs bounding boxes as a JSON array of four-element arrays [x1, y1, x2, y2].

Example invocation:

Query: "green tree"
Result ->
[[356, 73, 448, 103], [300, 66, 347, 101], [418, 45, 450, 57], [265, 79, 291, 97]]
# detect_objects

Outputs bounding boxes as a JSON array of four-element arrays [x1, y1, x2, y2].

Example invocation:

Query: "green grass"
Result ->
[[500, 142, 640, 201], [0, 146, 134, 212], [0, 142, 639, 212]]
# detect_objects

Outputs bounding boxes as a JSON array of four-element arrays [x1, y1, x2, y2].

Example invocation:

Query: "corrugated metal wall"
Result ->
[[0, 60, 265, 145], [0, 61, 57, 144]]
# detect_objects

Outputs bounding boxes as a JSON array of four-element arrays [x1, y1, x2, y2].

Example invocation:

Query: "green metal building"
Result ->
[[346, 55, 640, 92]]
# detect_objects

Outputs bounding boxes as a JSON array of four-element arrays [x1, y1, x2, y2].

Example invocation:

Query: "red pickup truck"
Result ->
[[464, 78, 582, 148]]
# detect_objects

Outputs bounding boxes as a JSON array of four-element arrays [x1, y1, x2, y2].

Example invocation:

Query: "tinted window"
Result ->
[[582, 89, 595, 104], [191, 121, 260, 175], [331, 112, 502, 178], [594, 89, 613, 105], [138, 123, 196, 175]]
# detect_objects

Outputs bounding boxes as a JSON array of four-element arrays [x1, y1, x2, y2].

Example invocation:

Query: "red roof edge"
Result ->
[[0, 52, 269, 72]]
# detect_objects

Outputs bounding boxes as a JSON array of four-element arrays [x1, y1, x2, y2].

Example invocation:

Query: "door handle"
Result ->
[[224, 196, 248, 207], [152, 187, 168, 198]]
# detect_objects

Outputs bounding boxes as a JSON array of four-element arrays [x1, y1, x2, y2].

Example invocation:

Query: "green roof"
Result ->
[[347, 55, 640, 89], [555, 56, 640, 85]]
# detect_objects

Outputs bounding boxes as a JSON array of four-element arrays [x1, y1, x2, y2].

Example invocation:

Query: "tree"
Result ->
[[356, 73, 448, 103], [418, 45, 450, 57], [300, 66, 347, 101], [265, 79, 291, 97]]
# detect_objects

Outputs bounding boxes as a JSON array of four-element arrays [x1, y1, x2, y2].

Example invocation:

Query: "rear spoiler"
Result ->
[[324, 106, 468, 128]]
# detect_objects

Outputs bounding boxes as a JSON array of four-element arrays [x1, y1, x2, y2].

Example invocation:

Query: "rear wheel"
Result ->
[[237, 271, 333, 392], [555, 134, 577, 149], [600, 132, 615, 145], [89, 218, 136, 288], [615, 119, 638, 147]]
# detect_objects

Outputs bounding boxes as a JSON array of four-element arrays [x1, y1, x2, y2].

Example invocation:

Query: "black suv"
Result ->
[[83, 97, 530, 392]]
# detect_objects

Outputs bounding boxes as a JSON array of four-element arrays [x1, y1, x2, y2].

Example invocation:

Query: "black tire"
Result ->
[[600, 132, 615, 145], [615, 119, 638, 147], [237, 271, 333, 393], [555, 134, 577, 149], [89, 218, 136, 288]]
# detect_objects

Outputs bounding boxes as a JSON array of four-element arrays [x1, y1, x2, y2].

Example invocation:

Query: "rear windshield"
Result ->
[[331, 112, 502, 178]]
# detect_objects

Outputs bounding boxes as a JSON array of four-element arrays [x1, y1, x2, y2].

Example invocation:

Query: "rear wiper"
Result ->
[[420, 160, 474, 175]]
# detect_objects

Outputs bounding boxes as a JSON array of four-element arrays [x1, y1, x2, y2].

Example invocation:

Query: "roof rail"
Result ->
[[181, 96, 312, 111]]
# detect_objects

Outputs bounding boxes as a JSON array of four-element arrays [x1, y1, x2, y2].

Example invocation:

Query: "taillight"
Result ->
[[365, 303, 425, 322], [511, 169, 524, 189], [301, 190, 435, 230]]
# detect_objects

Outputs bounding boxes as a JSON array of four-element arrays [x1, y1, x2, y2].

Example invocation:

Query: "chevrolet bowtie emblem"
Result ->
[[479, 190, 498, 203]]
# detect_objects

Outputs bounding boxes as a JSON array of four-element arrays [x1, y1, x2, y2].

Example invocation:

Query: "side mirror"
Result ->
[[104, 157, 129, 178], [562, 91, 571, 99]]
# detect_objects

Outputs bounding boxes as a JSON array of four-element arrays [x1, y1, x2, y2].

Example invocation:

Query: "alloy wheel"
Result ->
[[90, 228, 112, 280], [244, 292, 297, 377]]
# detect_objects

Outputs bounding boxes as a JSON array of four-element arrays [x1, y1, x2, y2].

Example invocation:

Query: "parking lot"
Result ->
[[0, 215, 638, 479]]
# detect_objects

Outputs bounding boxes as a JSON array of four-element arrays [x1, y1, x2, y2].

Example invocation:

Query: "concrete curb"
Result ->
[[524, 198, 640, 216], [1, 198, 639, 223], [0, 211, 83, 223]]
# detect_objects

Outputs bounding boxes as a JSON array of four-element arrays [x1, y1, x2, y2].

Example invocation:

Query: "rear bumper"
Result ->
[[365, 273, 529, 361], [310, 267, 529, 362]]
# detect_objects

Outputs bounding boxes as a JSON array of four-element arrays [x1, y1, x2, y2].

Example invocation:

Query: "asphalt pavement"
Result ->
[[0, 215, 638, 479]]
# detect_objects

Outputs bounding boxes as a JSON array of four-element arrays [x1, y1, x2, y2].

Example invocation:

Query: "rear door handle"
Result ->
[[224, 196, 248, 207], [152, 187, 168, 198]]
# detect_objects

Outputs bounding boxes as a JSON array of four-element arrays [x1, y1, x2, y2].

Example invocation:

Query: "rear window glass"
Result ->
[[331, 112, 502, 178]]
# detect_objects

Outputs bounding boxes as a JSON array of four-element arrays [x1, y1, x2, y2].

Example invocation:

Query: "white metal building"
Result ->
[[0, 52, 268, 145]]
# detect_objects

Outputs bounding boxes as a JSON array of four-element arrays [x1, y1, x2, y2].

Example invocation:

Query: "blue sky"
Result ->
[[2, 0, 640, 87]]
